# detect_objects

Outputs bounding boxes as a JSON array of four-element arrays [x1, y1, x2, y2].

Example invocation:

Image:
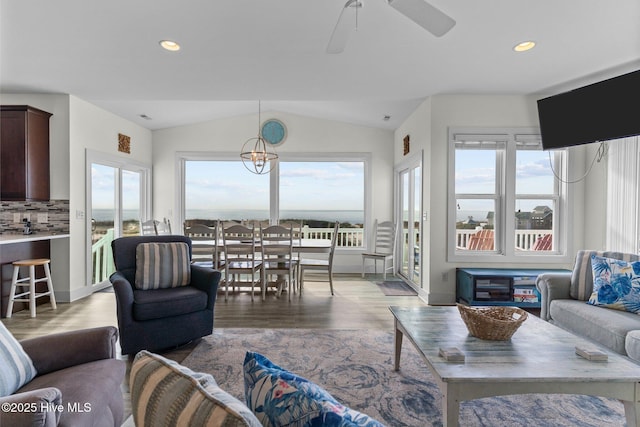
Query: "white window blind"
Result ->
[[606, 136, 640, 253]]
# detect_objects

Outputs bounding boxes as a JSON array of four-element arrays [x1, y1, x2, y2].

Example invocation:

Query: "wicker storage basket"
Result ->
[[457, 304, 528, 341]]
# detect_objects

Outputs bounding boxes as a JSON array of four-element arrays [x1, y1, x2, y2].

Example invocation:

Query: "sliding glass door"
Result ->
[[396, 154, 422, 286], [86, 151, 150, 288]]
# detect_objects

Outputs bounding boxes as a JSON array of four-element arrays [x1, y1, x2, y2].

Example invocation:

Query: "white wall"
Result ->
[[67, 96, 152, 300], [152, 112, 394, 271], [394, 94, 602, 304], [393, 98, 432, 293]]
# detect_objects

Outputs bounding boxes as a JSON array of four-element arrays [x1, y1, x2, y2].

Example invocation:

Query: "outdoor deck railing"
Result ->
[[90, 226, 553, 283], [90, 226, 365, 284], [456, 228, 553, 251], [92, 228, 115, 283], [301, 226, 363, 247]]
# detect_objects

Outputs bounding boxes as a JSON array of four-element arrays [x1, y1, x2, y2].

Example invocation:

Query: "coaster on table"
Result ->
[[439, 347, 465, 362], [575, 346, 608, 361]]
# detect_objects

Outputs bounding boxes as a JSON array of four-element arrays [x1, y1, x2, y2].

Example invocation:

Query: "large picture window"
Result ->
[[448, 128, 568, 262], [180, 153, 368, 249]]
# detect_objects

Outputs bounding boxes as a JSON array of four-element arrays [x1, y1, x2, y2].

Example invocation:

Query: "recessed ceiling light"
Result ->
[[513, 41, 536, 52], [159, 40, 180, 52], [383, 115, 391, 121]]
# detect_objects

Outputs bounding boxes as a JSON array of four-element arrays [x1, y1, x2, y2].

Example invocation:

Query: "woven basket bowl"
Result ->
[[457, 304, 528, 341]]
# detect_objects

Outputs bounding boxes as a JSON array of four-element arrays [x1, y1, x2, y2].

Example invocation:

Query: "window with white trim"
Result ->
[[448, 128, 568, 262], [179, 153, 369, 249]]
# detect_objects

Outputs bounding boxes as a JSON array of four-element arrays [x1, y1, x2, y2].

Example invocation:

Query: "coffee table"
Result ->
[[390, 305, 640, 426]]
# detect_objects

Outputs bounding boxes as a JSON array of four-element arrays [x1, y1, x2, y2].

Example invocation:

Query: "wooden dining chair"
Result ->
[[260, 224, 295, 301], [140, 220, 157, 236], [222, 224, 262, 301], [361, 220, 397, 279], [184, 222, 221, 269], [299, 222, 339, 295], [140, 219, 172, 235]]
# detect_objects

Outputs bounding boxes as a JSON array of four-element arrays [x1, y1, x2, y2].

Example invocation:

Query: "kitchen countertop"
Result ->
[[0, 232, 70, 245]]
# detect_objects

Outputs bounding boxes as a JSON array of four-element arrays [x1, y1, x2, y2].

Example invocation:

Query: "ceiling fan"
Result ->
[[326, 0, 456, 54]]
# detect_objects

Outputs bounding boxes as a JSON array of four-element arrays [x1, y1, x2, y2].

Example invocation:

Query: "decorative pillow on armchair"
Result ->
[[243, 351, 385, 427], [587, 255, 640, 313], [135, 242, 191, 289]]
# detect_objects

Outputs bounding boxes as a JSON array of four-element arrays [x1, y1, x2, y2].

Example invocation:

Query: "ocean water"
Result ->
[[92, 209, 364, 225]]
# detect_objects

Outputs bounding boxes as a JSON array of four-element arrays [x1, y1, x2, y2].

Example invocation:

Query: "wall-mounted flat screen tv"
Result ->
[[537, 69, 640, 150]]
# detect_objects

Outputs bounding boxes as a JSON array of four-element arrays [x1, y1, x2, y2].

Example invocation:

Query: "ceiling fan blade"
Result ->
[[326, 0, 360, 54], [387, 0, 456, 37]]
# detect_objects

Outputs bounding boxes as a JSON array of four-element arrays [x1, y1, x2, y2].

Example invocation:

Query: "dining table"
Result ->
[[190, 238, 332, 267]]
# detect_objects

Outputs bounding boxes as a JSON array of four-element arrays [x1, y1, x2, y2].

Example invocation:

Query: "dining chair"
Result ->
[[155, 218, 172, 235], [222, 223, 262, 301], [140, 219, 172, 236], [298, 221, 339, 295], [361, 219, 397, 279], [279, 220, 303, 244], [260, 224, 295, 301], [279, 220, 303, 274], [140, 220, 157, 236], [184, 222, 222, 269]]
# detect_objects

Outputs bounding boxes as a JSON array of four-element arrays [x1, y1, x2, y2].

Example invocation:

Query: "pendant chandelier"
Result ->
[[240, 101, 278, 174]]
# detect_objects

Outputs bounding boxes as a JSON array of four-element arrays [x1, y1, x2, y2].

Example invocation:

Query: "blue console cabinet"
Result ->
[[456, 267, 571, 308]]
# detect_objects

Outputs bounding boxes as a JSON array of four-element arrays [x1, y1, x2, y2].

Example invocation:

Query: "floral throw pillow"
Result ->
[[587, 255, 640, 313], [243, 351, 385, 427]]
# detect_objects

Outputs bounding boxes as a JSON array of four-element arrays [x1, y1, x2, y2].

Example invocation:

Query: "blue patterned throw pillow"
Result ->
[[587, 255, 640, 313], [243, 351, 385, 427], [0, 321, 37, 396]]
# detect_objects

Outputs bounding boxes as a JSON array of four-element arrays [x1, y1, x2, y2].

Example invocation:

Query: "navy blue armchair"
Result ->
[[110, 235, 221, 355]]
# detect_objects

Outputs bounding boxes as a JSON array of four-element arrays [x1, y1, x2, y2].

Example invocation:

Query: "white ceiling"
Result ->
[[1, 0, 639, 131]]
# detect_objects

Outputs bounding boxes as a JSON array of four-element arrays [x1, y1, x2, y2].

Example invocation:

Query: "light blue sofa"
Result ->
[[536, 250, 640, 363]]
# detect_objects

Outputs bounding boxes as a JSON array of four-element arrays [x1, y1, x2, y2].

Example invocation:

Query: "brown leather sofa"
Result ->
[[0, 326, 126, 427]]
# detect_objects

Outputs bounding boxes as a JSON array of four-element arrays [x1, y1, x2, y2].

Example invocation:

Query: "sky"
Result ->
[[91, 164, 141, 211], [90, 160, 365, 220], [184, 160, 365, 211], [455, 149, 556, 215]]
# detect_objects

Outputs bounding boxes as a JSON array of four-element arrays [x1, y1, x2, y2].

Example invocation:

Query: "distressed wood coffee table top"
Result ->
[[390, 305, 640, 427]]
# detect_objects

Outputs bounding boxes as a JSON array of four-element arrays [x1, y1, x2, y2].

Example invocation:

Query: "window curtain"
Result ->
[[606, 136, 640, 253]]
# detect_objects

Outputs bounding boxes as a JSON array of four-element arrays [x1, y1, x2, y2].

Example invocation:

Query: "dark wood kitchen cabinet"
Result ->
[[1, 105, 52, 200]]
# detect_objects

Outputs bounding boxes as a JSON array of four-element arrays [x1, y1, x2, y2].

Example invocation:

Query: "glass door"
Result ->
[[397, 155, 422, 286], [87, 151, 149, 288], [90, 163, 117, 286]]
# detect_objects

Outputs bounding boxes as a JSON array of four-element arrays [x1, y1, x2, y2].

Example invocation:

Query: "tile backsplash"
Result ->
[[0, 200, 70, 234]]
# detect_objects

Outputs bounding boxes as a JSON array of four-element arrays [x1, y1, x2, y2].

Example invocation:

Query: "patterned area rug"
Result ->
[[181, 329, 625, 427], [376, 280, 418, 296]]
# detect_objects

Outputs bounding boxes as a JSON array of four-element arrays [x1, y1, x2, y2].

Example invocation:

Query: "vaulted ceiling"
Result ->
[[1, 0, 639, 130]]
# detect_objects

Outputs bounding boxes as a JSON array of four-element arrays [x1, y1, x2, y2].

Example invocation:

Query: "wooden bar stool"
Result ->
[[7, 258, 57, 318]]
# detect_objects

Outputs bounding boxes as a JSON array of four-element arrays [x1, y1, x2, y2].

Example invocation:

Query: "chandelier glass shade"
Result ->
[[240, 101, 278, 174]]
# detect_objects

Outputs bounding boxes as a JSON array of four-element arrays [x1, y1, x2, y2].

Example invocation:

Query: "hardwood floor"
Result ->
[[2, 274, 428, 342]]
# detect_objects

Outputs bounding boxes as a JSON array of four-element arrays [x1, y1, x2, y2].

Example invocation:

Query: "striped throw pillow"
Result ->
[[135, 242, 191, 290], [0, 321, 37, 397], [130, 351, 261, 427]]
